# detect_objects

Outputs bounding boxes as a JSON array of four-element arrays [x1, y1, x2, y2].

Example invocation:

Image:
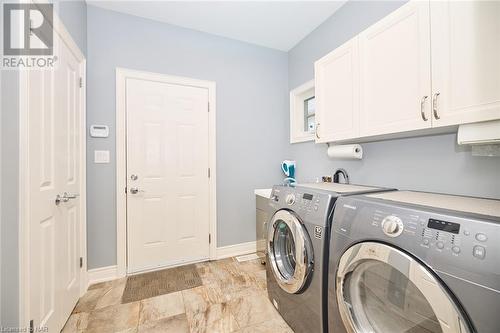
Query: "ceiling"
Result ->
[[86, 1, 347, 51]]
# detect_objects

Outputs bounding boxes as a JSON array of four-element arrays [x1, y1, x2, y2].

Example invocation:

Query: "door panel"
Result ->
[[431, 1, 500, 126], [315, 37, 360, 142], [29, 31, 82, 332], [359, 1, 432, 136], [126, 78, 210, 273], [39, 217, 55, 326]]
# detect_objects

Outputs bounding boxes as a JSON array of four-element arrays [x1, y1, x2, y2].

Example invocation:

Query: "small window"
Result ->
[[304, 96, 316, 133], [290, 80, 315, 143]]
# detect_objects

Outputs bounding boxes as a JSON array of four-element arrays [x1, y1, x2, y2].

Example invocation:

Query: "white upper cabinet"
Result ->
[[358, 1, 432, 137], [430, 1, 500, 127], [314, 38, 360, 143], [312, 0, 500, 144]]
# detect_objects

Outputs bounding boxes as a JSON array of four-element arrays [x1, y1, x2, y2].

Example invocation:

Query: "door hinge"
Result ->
[[125, 187, 127, 194], [30, 320, 34, 332], [79, 77, 83, 88], [208, 102, 210, 112], [209, 233, 211, 244], [80, 257, 83, 268], [208, 168, 211, 178]]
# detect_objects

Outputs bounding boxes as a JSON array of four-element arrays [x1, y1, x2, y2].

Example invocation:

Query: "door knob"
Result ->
[[129, 187, 144, 194], [55, 192, 79, 205]]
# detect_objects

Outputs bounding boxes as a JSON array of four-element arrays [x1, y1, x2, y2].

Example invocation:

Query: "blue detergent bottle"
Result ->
[[281, 160, 296, 184]]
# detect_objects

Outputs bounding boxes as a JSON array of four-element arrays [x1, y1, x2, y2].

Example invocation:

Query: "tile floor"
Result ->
[[62, 256, 293, 333]]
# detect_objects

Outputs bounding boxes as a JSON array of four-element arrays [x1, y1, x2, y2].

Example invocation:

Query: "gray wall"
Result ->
[[0, 71, 20, 329], [86, 6, 289, 269], [288, 0, 500, 199], [0, 0, 86, 327], [1, 0, 21, 326], [55, 0, 88, 55]]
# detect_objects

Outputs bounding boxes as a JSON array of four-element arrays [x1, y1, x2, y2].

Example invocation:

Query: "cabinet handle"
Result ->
[[420, 95, 429, 121], [315, 123, 320, 139], [432, 92, 440, 120]]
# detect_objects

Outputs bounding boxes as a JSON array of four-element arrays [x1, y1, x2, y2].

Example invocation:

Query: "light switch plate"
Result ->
[[94, 150, 110, 163]]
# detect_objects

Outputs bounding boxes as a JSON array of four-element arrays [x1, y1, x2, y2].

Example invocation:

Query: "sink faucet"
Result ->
[[333, 168, 349, 184]]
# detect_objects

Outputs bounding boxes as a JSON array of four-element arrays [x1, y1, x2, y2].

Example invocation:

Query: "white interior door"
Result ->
[[359, 0, 432, 137], [430, 0, 500, 127], [126, 78, 210, 274], [28, 33, 83, 332]]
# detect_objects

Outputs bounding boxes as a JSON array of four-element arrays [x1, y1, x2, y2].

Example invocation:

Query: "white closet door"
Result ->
[[430, 1, 500, 127], [56, 35, 83, 326], [359, 1, 432, 137], [126, 78, 210, 274], [315, 37, 360, 143], [29, 32, 82, 332]]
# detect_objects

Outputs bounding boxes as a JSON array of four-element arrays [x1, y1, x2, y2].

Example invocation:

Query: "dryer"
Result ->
[[266, 183, 393, 333], [328, 191, 500, 333]]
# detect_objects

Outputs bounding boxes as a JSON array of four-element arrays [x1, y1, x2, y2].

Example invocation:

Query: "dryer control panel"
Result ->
[[370, 209, 490, 261], [333, 195, 500, 291]]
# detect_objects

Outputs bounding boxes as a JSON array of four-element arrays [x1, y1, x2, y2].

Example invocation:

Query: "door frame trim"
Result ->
[[18, 6, 87, 327], [115, 68, 217, 278]]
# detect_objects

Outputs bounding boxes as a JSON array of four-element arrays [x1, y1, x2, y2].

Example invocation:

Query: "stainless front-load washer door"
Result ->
[[336, 242, 472, 333], [267, 210, 313, 294]]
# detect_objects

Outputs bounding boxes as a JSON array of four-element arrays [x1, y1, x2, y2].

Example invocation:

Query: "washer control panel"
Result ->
[[269, 186, 332, 227], [279, 191, 321, 212]]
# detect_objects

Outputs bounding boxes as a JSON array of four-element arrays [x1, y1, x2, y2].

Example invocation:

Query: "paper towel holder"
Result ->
[[327, 143, 363, 160], [326, 142, 361, 153]]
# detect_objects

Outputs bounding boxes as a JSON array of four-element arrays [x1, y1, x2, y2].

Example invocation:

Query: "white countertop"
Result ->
[[368, 191, 500, 217], [254, 188, 272, 198]]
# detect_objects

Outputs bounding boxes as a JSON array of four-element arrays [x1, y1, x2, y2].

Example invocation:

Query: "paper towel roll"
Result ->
[[327, 144, 363, 159]]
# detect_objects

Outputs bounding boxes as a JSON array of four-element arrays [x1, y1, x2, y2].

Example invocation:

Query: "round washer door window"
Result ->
[[336, 242, 471, 333], [267, 210, 313, 294]]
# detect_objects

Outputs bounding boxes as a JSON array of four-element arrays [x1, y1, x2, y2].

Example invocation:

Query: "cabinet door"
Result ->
[[430, 1, 500, 127], [314, 38, 360, 143], [359, 1, 432, 137]]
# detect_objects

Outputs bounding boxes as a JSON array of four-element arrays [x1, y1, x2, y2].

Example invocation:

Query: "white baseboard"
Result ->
[[88, 242, 262, 286], [216, 241, 258, 259], [87, 265, 118, 288]]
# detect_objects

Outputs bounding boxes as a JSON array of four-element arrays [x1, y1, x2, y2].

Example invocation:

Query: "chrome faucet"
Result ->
[[333, 168, 349, 184]]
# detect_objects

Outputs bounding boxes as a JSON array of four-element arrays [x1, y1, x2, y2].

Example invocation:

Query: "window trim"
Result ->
[[290, 80, 315, 143]]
